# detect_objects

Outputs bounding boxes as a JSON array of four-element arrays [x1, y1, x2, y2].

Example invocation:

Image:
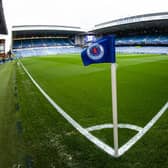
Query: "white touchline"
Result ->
[[18, 60, 168, 158]]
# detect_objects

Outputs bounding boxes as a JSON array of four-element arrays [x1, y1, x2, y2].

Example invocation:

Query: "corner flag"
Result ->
[[81, 35, 115, 66], [81, 35, 119, 156]]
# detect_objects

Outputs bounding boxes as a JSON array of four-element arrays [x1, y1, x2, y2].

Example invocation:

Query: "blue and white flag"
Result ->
[[81, 35, 115, 66]]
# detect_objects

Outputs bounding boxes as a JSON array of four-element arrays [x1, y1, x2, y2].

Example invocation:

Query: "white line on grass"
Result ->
[[18, 60, 117, 157], [86, 123, 143, 132], [19, 60, 168, 158], [119, 102, 168, 156]]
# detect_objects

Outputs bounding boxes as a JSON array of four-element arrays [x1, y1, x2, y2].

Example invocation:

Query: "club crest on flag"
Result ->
[[81, 35, 116, 66], [87, 43, 104, 60]]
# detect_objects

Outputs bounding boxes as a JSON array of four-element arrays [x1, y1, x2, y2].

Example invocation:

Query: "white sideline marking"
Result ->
[[18, 60, 116, 157], [119, 102, 168, 156], [86, 123, 143, 132], [19, 60, 168, 158]]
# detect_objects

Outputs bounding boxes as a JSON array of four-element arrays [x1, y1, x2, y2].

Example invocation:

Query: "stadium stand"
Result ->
[[115, 35, 168, 46], [13, 38, 75, 49], [13, 47, 82, 58], [13, 35, 168, 57], [12, 13, 168, 57], [116, 46, 168, 54], [12, 25, 85, 57], [115, 35, 168, 54], [13, 38, 82, 57], [91, 13, 168, 54]]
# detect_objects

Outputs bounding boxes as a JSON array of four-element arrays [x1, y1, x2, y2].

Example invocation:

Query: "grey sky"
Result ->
[[3, 0, 168, 30]]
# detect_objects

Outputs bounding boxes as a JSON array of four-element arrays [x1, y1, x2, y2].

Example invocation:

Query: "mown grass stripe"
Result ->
[[18, 60, 117, 157]]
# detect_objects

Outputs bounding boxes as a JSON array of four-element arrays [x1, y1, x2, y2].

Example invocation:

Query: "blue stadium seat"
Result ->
[[13, 36, 168, 57], [13, 37, 79, 57], [116, 35, 168, 46], [22, 39, 32, 48], [13, 40, 22, 49]]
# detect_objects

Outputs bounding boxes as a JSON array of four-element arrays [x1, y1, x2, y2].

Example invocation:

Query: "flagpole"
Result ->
[[111, 63, 119, 157]]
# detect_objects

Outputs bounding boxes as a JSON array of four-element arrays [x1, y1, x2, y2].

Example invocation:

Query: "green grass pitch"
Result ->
[[0, 53, 168, 167]]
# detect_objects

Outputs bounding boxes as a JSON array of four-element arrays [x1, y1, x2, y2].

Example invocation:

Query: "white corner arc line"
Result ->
[[119, 102, 168, 156], [18, 60, 117, 157], [86, 123, 143, 132]]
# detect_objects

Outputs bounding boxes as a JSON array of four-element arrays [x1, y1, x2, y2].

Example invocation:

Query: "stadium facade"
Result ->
[[0, 0, 7, 35], [0, 0, 8, 61], [91, 12, 168, 54], [92, 12, 168, 35], [12, 25, 85, 57], [12, 12, 168, 57]]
